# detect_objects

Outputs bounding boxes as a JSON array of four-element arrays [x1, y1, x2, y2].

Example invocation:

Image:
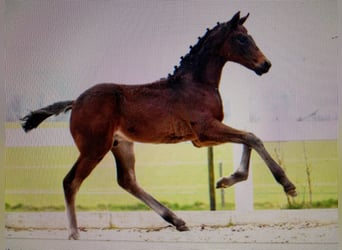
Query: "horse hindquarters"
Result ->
[[64, 93, 119, 239]]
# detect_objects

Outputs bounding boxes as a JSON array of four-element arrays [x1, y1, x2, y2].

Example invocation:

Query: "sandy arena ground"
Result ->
[[5, 210, 339, 250]]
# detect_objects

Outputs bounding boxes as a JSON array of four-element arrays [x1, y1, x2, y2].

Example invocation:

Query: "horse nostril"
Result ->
[[264, 60, 272, 69], [255, 59, 272, 75]]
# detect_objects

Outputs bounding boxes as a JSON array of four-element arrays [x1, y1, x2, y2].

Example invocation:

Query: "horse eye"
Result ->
[[237, 35, 248, 44]]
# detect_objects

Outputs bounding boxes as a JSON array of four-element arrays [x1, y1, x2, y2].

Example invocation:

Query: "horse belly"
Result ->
[[118, 118, 195, 144]]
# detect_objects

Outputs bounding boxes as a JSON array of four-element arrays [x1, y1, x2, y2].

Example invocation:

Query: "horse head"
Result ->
[[221, 11, 272, 75], [172, 11, 271, 80]]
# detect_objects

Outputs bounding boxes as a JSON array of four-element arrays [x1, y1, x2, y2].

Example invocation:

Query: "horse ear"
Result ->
[[229, 11, 240, 28], [239, 13, 250, 25]]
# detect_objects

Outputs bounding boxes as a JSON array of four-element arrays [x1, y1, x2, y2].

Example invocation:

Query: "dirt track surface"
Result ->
[[5, 210, 339, 250], [6, 222, 338, 250]]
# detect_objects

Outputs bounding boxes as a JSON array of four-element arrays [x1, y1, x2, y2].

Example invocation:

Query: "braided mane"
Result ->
[[168, 21, 232, 82]]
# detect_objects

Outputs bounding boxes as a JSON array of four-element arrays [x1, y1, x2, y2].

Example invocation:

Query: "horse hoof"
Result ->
[[286, 189, 297, 197], [176, 224, 190, 232], [68, 232, 80, 240], [216, 177, 232, 189]]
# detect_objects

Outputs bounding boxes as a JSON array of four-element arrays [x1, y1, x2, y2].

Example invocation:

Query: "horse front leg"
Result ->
[[216, 144, 251, 188], [195, 120, 297, 197], [245, 132, 297, 196], [111, 140, 189, 231]]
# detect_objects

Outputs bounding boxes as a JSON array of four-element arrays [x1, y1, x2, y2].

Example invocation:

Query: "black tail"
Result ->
[[20, 100, 74, 132]]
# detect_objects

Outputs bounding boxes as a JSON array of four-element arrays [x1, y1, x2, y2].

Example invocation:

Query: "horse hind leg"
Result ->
[[111, 140, 189, 231], [63, 154, 105, 240], [216, 145, 251, 188]]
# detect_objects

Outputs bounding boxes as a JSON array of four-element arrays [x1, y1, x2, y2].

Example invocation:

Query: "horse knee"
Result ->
[[245, 132, 263, 148]]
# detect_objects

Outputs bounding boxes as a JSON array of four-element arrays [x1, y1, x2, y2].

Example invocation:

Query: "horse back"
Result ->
[[71, 80, 224, 144]]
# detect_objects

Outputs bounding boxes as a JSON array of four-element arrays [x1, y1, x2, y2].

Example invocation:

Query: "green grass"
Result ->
[[251, 141, 338, 208], [5, 139, 338, 211]]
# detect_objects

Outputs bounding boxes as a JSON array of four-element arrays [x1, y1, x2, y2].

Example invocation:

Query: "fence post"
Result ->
[[218, 161, 225, 208], [207, 146, 216, 211], [233, 144, 254, 211]]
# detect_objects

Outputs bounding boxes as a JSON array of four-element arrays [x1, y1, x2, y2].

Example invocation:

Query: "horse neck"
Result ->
[[198, 57, 226, 87], [173, 54, 226, 88]]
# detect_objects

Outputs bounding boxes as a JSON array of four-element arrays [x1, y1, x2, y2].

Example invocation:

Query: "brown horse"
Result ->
[[21, 12, 296, 240]]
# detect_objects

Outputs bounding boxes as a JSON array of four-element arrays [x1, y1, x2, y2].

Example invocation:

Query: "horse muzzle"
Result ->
[[254, 59, 272, 76]]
